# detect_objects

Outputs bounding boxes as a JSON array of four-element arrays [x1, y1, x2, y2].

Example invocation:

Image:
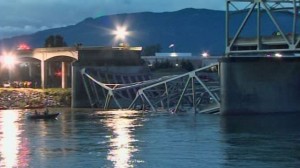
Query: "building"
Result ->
[[72, 46, 151, 108]]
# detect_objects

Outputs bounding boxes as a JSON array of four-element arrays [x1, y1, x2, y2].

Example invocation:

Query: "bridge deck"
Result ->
[[231, 35, 300, 47]]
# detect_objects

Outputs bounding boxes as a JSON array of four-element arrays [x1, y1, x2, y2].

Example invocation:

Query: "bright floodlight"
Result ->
[[113, 26, 129, 40], [2, 55, 17, 68], [202, 52, 209, 57]]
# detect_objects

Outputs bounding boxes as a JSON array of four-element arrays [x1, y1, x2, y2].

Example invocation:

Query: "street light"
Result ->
[[169, 44, 175, 53]]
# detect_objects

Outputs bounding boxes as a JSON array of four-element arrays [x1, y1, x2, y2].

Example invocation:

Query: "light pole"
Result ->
[[169, 44, 175, 53]]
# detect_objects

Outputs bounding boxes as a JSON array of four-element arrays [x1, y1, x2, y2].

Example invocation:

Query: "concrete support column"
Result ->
[[72, 64, 90, 108], [48, 62, 52, 78], [68, 63, 71, 87], [41, 61, 47, 89], [61, 62, 67, 88], [220, 57, 300, 115], [28, 63, 32, 79]]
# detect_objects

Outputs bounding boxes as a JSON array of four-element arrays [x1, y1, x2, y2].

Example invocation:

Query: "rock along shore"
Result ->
[[0, 88, 71, 109]]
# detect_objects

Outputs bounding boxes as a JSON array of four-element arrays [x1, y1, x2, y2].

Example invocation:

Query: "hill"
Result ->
[[0, 8, 295, 55]]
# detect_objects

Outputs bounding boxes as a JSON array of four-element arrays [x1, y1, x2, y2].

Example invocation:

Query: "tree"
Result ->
[[142, 44, 162, 56], [181, 59, 194, 71], [44, 35, 67, 47], [153, 59, 173, 69]]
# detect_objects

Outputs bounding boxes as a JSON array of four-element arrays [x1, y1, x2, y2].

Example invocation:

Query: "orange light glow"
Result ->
[[55, 71, 62, 77], [17, 43, 31, 50]]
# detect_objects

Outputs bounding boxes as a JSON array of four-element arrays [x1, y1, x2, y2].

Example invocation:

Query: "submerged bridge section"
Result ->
[[81, 64, 220, 113]]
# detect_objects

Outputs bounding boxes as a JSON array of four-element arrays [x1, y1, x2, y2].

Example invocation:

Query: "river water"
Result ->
[[0, 108, 300, 168]]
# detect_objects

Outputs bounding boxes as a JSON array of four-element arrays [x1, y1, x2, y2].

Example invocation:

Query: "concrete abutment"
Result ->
[[220, 57, 300, 114]]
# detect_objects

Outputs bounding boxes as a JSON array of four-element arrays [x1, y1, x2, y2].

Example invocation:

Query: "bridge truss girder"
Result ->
[[81, 64, 220, 114], [226, 0, 300, 56], [128, 64, 220, 113]]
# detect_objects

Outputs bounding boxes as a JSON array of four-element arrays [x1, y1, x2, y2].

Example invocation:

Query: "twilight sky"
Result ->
[[0, 0, 224, 39]]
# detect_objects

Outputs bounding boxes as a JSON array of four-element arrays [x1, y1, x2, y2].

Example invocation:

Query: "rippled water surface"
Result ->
[[0, 108, 300, 168]]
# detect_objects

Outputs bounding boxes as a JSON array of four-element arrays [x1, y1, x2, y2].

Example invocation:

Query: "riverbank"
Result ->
[[0, 88, 71, 109]]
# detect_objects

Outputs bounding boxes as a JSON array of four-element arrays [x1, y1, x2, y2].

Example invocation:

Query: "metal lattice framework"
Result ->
[[81, 64, 220, 113], [226, 0, 300, 56]]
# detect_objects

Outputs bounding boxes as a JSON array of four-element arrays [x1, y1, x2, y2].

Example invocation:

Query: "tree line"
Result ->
[[43, 35, 162, 56], [43, 35, 194, 70]]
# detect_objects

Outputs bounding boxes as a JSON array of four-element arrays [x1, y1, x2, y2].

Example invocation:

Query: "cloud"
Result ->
[[0, 25, 64, 39]]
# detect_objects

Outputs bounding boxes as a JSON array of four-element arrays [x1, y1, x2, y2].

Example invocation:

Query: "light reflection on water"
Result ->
[[0, 109, 300, 167], [220, 114, 300, 168], [99, 110, 142, 168], [0, 110, 29, 168]]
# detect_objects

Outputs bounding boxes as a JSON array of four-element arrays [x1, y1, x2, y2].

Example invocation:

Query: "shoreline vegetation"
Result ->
[[0, 88, 71, 109]]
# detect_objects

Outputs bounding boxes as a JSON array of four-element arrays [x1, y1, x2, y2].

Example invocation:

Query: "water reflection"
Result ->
[[99, 110, 142, 168], [0, 110, 29, 168], [220, 114, 300, 167], [5, 108, 299, 167]]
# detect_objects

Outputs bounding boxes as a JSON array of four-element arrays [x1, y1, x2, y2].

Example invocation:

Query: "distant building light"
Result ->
[[155, 53, 192, 57], [202, 52, 209, 57], [275, 53, 282, 57], [20, 63, 29, 67], [55, 71, 62, 77], [170, 53, 178, 57]]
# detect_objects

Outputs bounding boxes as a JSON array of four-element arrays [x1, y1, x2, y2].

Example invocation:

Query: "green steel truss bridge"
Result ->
[[81, 64, 220, 113], [80, 0, 300, 113], [226, 0, 300, 56]]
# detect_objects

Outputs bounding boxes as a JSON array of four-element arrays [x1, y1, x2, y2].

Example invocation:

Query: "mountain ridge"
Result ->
[[0, 8, 294, 55]]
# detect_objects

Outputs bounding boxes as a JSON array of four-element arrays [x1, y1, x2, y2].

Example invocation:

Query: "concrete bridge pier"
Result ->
[[39, 60, 71, 89], [71, 64, 90, 108], [41, 60, 47, 89], [220, 57, 300, 115], [61, 61, 68, 89]]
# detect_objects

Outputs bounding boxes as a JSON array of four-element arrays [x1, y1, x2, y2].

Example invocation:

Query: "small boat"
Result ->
[[27, 112, 60, 120]]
